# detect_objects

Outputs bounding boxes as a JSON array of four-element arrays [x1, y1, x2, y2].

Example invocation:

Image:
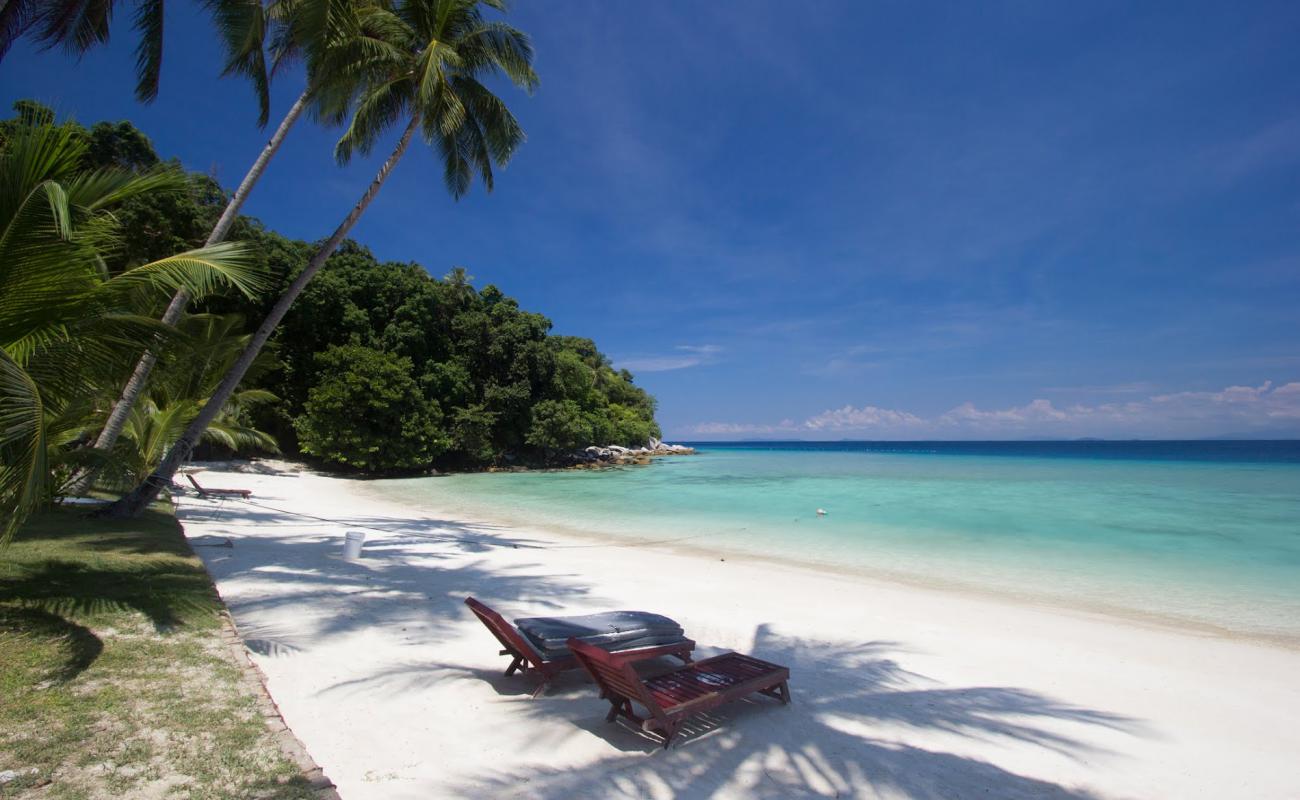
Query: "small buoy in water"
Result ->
[[816, 508, 828, 516]]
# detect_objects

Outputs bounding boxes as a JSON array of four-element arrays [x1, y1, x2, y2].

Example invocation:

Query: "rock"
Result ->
[[0, 769, 37, 785]]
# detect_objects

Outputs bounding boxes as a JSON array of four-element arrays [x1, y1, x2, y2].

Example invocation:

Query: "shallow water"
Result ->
[[367, 442, 1300, 642]]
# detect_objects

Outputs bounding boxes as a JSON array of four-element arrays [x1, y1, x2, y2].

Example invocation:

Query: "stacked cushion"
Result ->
[[514, 610, 687, 660]]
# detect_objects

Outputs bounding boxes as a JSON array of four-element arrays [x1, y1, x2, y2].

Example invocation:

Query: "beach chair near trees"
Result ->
[[567, 637, 791, 748], [184, 473, 252, 498], [464, 597, 695, 697]]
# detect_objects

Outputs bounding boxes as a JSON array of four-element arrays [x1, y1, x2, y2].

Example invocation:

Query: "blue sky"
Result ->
[[5, 1, 1300, 439]]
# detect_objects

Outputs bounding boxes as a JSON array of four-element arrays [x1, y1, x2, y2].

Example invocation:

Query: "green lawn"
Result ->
[[0, 506, 318, 799]]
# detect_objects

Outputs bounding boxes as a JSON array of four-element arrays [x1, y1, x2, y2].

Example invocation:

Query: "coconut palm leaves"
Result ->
[[320, 0, 536, 194], [0, 122, 264, 542], [109, 312, 280, 486], [0, 0, 275, 118]]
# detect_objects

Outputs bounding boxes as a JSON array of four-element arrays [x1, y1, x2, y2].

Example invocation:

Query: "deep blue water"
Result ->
[[683, 440, 1300, 463]]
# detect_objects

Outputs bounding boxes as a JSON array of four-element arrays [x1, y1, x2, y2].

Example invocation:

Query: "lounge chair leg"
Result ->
[[760, 680, 792, 704], [605, 700, 621, 722], [661, 722, 680, 750], [531, 679, 549, 699], [504, 655, 523, 676]]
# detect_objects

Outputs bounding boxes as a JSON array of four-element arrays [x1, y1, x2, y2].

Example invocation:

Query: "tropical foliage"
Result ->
[[108, 0, 545, 514], [258, 247, 661, 471], [0, 118, 265, 540], [5, 0, 661, 528], [101, 313, 281, 489], [295, 344, 447, 471]]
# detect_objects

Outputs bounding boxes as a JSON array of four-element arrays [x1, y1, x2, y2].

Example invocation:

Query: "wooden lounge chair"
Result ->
[[464, 597, 695, 698], [567, 636, 790, 748], [184, 473, 252, 499]]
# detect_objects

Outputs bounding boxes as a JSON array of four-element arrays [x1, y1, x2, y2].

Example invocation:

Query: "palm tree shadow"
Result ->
[[458, 625, 1144, 799], [0, 607, 104, 683], [181, 500, 601, 655]]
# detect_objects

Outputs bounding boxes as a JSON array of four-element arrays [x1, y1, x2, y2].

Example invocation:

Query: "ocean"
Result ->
[[367, 441, 1300, 643]]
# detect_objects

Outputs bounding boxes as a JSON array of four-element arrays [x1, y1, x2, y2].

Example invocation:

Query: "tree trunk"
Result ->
[[68, 90, 310, 496], [104, 115, 421, 518]]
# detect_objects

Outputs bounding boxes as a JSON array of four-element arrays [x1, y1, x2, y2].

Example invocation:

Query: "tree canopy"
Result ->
[[1, 101, 661, 478], [251, 239, 661, 470]]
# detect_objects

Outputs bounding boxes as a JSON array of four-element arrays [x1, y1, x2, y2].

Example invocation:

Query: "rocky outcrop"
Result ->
[[570, 440, 696, 466]]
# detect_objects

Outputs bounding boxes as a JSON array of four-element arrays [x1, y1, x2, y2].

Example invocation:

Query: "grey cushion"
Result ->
[[515, 611, 686, 658]]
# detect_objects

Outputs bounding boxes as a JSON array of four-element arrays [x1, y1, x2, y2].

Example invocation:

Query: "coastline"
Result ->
[[356, 469, 1300, 651], [177, 461, 1300, 799]]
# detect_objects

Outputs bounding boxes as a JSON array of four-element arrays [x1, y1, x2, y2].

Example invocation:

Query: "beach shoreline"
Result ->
[[177, 460, 1300, 799], [348, 473, 1300, 652]]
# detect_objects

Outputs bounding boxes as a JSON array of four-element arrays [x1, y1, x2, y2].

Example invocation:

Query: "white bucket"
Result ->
[[343, 531, 365, 560]]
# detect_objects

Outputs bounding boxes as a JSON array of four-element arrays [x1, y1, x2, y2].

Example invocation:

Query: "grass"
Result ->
[[0, 506, 318, 799]]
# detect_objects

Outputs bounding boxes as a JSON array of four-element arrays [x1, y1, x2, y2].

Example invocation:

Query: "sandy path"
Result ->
[[177, 463, 1300, 799]]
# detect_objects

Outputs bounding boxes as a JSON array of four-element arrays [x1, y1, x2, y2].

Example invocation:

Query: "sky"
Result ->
[[4, 1, 1300, 440]]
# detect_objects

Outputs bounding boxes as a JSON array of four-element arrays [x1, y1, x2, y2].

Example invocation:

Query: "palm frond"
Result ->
[[458, 20, 536, 90], [104, 241, 267, 299], [0, 348, 47, 544], [203, 0, 272, 125], [132, 0, 166, 102], [0, 0, 38, 60], [35, 0, 113, 54], [334, 75, 411, 163]]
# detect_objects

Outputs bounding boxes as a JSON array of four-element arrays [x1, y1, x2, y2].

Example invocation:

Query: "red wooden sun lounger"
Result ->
[[568, 637, 791, 748], [465, 597, 695, 697], [185, 473, 251, 498]]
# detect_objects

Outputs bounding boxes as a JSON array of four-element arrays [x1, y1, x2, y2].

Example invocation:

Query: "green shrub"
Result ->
[[295, 345, 448, 471]]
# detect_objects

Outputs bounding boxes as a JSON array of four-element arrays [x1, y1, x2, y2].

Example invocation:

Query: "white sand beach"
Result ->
[[177, 462, 1300, 800]]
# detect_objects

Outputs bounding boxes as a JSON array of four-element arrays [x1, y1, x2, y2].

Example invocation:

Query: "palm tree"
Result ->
[[75, 86, 308, 491], [103, 312, 281, 488], [0, 122, 263, 541], [444, 265, 477, 304], [106, 0, 538, 517], [71, 0, 371, 489]]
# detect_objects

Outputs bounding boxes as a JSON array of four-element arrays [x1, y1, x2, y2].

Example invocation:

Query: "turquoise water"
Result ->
[[368, 443, 1300, 642]]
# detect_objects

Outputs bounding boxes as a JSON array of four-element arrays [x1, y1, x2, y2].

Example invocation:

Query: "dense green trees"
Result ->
[[255, 241, 661, 471], [296, 345, 448, 471], [1, 101, 661, 497], [110, 0, 544, 515]]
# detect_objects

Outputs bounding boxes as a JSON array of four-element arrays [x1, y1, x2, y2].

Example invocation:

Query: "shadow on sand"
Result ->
[[187, 501, 1146, 799]]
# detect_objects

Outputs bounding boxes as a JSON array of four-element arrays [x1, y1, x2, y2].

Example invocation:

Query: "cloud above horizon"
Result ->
[[618, 344, 722, 373], [688, 381, 1300, 439]]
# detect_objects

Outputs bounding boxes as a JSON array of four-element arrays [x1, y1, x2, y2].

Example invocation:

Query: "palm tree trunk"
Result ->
[[104, 114, 421, 518], [69, 89, 310, 496]]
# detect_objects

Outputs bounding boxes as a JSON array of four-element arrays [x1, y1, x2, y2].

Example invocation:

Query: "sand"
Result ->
[[176, 462, 1300, 799]]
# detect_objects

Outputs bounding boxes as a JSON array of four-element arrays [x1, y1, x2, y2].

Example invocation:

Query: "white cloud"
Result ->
[[804, 405, 924, 430], [938, 399, 1068, 427], [618, 344, 722, 373], [686, 380, 1300, 438], [692, 422, 784, 435]]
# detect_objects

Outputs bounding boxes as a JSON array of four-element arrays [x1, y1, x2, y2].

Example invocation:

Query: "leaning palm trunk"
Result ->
[[105, 115, 421, 517], [69, 90, 311, 496]]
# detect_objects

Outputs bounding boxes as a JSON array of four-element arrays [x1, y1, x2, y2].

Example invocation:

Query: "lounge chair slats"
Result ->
[[184, 474, 251, 498], [568, 638, 791, 748]]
